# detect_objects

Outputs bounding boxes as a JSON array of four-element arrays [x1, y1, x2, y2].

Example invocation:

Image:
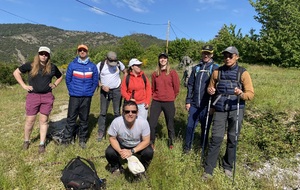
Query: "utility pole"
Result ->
[[166, 20, 170, 54]]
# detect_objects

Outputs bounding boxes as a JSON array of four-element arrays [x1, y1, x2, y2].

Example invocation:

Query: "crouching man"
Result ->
[[105, 101, 154, 178]]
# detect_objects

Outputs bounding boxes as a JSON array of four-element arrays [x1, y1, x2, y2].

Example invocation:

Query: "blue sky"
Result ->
[[0, 0, 261, 42]]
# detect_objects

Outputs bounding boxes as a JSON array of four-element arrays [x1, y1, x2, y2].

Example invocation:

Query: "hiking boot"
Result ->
[[38, 144, 46, 154], [224, 169, 233, 178], [79, 141, 86, 149], [202, 173, 213, 181], [183, 148, 191, 154], [23, 141, 30, 150], [97, 132, 104, 142]]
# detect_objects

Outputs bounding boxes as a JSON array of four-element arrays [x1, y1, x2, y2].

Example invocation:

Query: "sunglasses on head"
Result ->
[[223, 53, 234, 59], [124, 110, 137, 114], [39, 52, 49, 57], [78, 49, 87, 52]]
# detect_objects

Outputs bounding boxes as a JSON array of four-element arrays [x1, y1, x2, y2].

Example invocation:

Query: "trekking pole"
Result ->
[[232, 95, 240, 184], [201, 96, 212, 162]]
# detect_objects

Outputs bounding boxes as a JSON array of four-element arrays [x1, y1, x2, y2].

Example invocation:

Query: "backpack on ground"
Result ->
[[61, 156, 106, 190]]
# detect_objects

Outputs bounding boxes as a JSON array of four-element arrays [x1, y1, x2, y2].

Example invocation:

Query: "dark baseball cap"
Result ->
[[222, 46, 239, 55], [201, 45, 214, 53], [158, 52, 168, 58]]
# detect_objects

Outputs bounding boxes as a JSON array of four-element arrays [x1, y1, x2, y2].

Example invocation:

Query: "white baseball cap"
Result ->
[[128, 58, 142, 67], [127, 155, 145, 175], [38, 46, 51, 54]]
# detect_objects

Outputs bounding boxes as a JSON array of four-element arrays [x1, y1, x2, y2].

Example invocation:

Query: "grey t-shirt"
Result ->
[[107, 116, 150, 148]]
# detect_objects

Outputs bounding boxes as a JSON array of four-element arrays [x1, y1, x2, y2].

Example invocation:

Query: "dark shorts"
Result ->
[[25, 92, 54, 116]]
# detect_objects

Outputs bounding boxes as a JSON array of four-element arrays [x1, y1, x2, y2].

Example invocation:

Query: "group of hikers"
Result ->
[[13, 43, 254, 181]]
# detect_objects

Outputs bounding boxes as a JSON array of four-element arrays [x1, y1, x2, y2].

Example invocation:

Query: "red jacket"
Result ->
[[121, 71, 152, 105], [151, 69, 180, 101]]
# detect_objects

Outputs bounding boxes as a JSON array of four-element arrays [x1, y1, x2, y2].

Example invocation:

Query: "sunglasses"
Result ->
[[78, 49, 87, 52], [39, 52, 49, 57], [223, 53, 234, 59], [124, 110, 137, 114], [132, 64, 141, 67], [108, 59, 117, 62]]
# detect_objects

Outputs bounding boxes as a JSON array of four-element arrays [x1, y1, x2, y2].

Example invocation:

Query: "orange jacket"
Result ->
[[121, 71, 152, 105]]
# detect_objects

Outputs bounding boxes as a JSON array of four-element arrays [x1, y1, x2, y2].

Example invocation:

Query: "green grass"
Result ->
[[0, 64, 299, 189]]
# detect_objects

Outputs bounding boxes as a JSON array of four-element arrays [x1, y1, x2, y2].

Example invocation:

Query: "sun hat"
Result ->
[[106, 51, 118, 66], [128, 58, 142, 67], [158, 52, 168, 58], [222, 46, 239, 55], [38, 46, 51, 54], [127, 155, 145, 175], [201, 45, 214, 53], [77, 44, 88, 51]]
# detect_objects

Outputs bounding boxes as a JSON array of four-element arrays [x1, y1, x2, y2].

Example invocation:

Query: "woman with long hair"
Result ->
[[149, 52, 180, 149], [13, 46, 63, 154]]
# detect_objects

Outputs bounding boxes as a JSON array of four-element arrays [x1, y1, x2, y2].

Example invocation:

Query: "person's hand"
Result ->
[[207, 87, 216, 95], [234, 87, 243, 96], [50, 83, 57, 89], [144, 104, 149, 109], [102, 85, 109, 92], [119, 149, 132, 159], [22, 85, 33, 92], [185, 104, 191, 111], [129, 98, 136, 102]]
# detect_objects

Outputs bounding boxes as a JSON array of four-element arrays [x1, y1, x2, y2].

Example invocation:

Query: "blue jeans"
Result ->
[[204, 109, 244, 175], [184, 105, 213, 151], [98, 87, 122, 133]]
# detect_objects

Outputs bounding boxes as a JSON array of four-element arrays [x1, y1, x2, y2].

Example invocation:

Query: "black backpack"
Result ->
[[61, 156, 106, 190]]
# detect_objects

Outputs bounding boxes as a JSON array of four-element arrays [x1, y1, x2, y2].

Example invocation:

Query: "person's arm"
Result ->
[[13, 68, 33, 92], [239, 71, 254, 101], [207, 70, 218, 95], [109, 136, 122, 154], [172, 70, 180, 97], [51, 75, 63, 89], [131, 135, 150, 153]]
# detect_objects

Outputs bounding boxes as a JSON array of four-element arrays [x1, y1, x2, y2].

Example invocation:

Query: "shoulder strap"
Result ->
[[99, 60, 105, 73], [126, 73, 147, 88]]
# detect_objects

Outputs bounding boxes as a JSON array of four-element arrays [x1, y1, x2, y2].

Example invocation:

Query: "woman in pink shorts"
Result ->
[[13, 46, 63, 154]]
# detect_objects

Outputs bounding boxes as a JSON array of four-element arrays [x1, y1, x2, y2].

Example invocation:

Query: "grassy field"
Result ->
[[0, 64, 299, 189]]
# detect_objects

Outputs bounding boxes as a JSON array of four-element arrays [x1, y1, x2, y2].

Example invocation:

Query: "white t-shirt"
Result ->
[[97, 61, 125, 89], [107, 116, 150, 148]]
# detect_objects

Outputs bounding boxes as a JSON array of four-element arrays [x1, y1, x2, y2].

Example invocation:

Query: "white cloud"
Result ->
[[122, 0, 154, 13], [198, 0, 223, 4]]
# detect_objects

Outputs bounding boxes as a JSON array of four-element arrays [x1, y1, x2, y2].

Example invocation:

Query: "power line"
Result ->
[[170, 22, 193, 39], [75, 0, 167, 26], [0, 8, 40, 24]]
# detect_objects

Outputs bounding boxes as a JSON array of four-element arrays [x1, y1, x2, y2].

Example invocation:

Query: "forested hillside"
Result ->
[[0, 23, 165, 64]]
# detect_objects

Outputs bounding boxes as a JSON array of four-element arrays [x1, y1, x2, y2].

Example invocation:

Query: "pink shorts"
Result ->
[[25, 92, 55, 116]]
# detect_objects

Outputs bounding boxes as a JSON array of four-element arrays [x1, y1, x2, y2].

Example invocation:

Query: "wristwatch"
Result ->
[[131, 148, 135, 154]]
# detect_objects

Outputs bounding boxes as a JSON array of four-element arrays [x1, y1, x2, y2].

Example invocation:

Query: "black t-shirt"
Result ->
[[19, 62, 62, 93]]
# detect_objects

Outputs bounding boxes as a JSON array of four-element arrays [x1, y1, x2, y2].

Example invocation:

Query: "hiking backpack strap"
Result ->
[[125, 73, 147, 88]]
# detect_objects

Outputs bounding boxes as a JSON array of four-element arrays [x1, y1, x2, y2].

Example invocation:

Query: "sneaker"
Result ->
[[23, 141, 30, 150], [38, 144, 46, 154], [202, 173, 213, 181], [224, 169, 233, 178], [97, 132, 104, 142], [79, 141, 86, 149]]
